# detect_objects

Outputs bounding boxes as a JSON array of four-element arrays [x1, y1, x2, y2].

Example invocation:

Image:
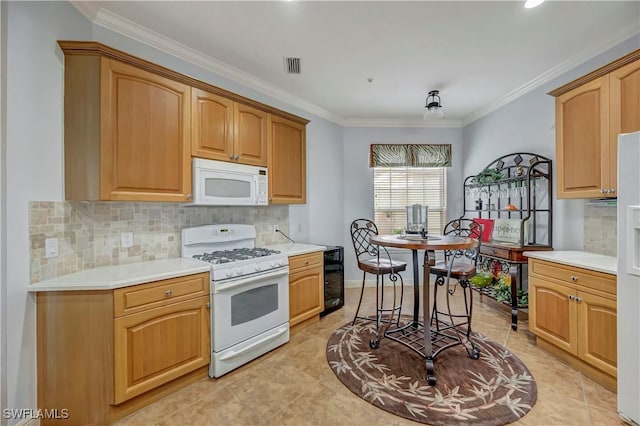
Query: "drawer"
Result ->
[[480, 245, 511, 259], [289, 252, 323, 272], [114, 273, 209, 317], [529, 259, 616, 296]]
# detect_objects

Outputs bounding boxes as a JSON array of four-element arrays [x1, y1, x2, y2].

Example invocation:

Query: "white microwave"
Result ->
[[192, 158, 268, 206]]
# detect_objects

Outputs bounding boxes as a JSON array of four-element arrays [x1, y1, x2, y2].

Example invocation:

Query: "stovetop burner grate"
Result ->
[[192, 247, 281, 264]]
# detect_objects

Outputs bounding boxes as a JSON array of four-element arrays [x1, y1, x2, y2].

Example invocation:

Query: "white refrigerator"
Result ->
[[617, 131, 640, 425]]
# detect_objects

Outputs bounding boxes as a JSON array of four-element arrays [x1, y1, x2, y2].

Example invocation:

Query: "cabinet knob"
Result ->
[[570, 275, 578, 282], [230, 154, 234, 159], [576, 297, 582, 303], [234, 155, 240, 160], [610, 188, 616, 194], [304, 260, 309, 265], [206, 302, 211, 309], [600, 189, 605, 194], [568, 295, 575, 301], [165, 289, 172, 297], [186, 194, 192, 201]]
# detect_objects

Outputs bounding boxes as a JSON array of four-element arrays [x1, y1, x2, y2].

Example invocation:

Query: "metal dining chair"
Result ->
[[429, 218, 482, 359], [349, 219, 407, 332]]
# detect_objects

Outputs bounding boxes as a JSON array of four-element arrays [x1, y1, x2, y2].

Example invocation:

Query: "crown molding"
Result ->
[[69, 0, 98, 21], [85, 6, 344, 126], [462, 23, 640, 127], [343, 118, 462, 128]]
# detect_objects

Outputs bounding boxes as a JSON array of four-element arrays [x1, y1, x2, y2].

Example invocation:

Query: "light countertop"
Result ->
[[28, 258, 211, 292], [266, 243, 326, 257], [523, 250, 617, 275]]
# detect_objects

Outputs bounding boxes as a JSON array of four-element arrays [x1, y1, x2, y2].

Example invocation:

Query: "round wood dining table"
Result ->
[[369, 233, 479, 384]]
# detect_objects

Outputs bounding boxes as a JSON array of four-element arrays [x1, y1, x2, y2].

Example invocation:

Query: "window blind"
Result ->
[[373, 167, 447, 235]]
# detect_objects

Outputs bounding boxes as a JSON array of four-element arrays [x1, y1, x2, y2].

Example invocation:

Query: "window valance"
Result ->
[[369, 144, 452, 167]]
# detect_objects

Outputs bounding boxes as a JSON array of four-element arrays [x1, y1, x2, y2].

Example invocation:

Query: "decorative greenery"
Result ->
[[473, 168, 506, 184]]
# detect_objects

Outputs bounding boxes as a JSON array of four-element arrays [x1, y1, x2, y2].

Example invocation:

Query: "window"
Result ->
[[373, 167, 447, 235]]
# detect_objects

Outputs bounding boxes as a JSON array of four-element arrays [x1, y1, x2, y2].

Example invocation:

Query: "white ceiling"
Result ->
[[72, 1, 640, 126]]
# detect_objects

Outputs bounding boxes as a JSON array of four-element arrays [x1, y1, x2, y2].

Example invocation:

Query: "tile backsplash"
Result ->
[[29, 202, 289, 283], [583, 203, 617, 257]]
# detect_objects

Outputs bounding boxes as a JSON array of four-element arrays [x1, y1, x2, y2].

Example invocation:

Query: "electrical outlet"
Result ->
[[45, 238, 58, 258], [121, 232, 134, 248], [273, 224, 280, 233]]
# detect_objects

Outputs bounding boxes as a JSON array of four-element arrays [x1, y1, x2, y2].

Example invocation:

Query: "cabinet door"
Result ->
[[191, 88, 234, 161], [577, 291, 617, 377], [113, 296, 210, 403], [267, 115, 307, 204], [289, 266, 323, 326], [555, 76, 609, 199], [234, 103, 267, 166], [609, 58, 640, 196], [529, 277, 578, 355], [101, 59, 192, 202]]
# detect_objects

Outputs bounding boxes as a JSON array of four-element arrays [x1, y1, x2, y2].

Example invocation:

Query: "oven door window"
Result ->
[[204, 177, 251, 199], [230, 283, 278, 326]]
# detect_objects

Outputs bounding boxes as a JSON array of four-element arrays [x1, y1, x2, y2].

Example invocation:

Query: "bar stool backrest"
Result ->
[[442, 219, 482, 264], [350, 218, 380, 264]]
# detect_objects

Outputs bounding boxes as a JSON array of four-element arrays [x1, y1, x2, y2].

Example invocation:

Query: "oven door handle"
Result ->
[[215, 268, 289, 293], [218, 325, 289, 361]]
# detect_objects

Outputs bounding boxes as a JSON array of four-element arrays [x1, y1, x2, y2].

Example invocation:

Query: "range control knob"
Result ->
[[255, 264, 262, 272], [234, 268, 242, 276], [225, 270, 233, 278], [270, 261, 277, 268]]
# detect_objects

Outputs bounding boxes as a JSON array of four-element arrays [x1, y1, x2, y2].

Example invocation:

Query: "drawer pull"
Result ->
[[305, 260, 309, 265], [570, 275, 578, 282], [165, 289, 172, 297]]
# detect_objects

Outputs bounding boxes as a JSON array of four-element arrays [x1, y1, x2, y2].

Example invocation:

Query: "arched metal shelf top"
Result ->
[[465, 152, 552, 187]]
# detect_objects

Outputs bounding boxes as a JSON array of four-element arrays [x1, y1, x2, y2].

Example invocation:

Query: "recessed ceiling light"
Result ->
[[524, 0, 544, 8]]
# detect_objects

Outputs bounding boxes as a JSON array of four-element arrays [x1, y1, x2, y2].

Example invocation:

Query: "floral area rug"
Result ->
[[326, 319, 536, 426]]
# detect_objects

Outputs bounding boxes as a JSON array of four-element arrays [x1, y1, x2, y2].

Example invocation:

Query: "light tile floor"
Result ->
[[116, 285, 624, 426]]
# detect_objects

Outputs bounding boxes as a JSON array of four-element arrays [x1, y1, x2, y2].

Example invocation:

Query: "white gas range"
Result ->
[[181, 224, 290, 378]]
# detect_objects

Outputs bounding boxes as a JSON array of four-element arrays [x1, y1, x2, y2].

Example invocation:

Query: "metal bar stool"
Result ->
[[349, 219, 407, 336], [429, 219, 482, 359]]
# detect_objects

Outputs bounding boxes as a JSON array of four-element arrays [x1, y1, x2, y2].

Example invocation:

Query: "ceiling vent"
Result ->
[[283, 57, 301, 75]]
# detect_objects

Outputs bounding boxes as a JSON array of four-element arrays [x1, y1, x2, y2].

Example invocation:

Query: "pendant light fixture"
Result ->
[[423, 90, 444, 120], [524, 0, 544, 8]]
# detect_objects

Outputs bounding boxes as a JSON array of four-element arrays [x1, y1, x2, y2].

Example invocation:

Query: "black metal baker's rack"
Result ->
[[462, 152, 553, 329]]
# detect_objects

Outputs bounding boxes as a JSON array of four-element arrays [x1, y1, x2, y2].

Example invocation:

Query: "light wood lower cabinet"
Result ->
[[529, 258, 617, 390], [289, 252, 323, 326], [36, 273, 210, 425]]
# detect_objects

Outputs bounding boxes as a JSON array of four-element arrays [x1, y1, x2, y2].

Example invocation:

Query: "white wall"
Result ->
[[4, 2, 91, 422], [463, 34, 640, 251], [342, 127, 464, 284]]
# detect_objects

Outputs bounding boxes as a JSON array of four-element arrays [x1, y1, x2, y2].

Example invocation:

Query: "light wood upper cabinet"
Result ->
[[235, 103, 268, 166], [555, 77, 609, 198], [268, 114, 307, 204], [63, 55, 192, 202], [191, 89, 267, 166], [191, 88, 234, 161], [551, 51, 640, 199], [609, 59, 640, 192], [60, 41, 308, 203]]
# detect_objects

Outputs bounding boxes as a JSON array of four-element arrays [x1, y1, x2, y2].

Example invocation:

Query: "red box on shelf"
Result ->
[[473, 218, 494, 242]]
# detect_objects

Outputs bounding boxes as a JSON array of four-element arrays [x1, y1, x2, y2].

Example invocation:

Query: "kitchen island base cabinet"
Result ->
[[36, 273, 210, 425], [529, 259, 617, 391], [289, 252, 323, 326]]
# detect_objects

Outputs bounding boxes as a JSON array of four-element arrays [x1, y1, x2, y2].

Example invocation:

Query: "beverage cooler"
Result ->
[[320, 245, 344, 316]]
